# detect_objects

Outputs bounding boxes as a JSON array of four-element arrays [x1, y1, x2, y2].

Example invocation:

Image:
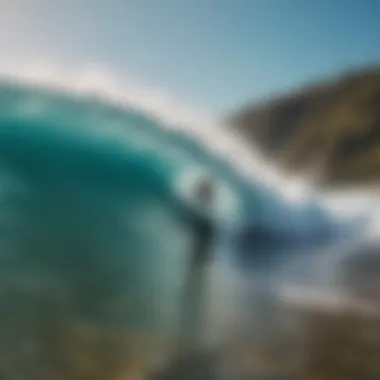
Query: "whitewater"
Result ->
[[0, 63, 378, 377]]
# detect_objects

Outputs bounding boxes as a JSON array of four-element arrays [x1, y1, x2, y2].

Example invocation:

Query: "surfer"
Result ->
[[148, 175, 220, 379], [180, 175, 217, 350]]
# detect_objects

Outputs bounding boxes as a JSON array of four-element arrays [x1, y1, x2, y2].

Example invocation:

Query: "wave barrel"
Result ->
[[0, 82, 232, 379]]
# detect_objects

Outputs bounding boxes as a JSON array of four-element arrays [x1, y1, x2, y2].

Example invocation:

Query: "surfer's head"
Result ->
[[193, 175, 215, 205]]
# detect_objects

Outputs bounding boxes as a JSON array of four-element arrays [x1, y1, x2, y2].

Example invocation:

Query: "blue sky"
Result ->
[[1, 0, 380, 113]]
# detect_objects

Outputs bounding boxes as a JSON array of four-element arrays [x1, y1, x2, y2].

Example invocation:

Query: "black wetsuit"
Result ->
[[180, 207, 216, 350], [189, 211, 215, 266], [148, 199, 220, 379]]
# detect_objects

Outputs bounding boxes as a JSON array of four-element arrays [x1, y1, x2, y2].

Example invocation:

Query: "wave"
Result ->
[[0, 63, 377, 353], [0, 72, 253, 358]]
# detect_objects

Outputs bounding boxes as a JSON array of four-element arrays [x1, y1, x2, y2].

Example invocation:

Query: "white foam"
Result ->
[[0, 61, 313, 198], [0, 59, 379, 230]]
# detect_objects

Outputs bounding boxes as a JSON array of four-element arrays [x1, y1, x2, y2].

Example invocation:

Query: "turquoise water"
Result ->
[[0, 80, 247, 348], [0, 80, 361, 379]]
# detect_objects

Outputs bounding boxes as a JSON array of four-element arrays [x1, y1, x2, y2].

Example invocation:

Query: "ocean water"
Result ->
[[0, 78, 370, 378], [0, 79, 250, 377]]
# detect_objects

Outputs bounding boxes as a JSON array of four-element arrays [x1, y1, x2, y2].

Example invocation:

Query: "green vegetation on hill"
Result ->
[[228, 66, 380, 187]]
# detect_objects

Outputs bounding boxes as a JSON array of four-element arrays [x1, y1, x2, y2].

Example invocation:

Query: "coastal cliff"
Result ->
[[228, 66, 380, 187]]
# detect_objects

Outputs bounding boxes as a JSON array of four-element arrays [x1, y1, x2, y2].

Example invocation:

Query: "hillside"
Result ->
[[228, 66, 380, 187]]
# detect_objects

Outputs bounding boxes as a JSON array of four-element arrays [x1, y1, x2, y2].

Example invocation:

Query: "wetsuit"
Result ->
[[179, 192, 216, 351]]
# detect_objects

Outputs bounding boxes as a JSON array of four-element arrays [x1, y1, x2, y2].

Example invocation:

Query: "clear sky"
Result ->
[[1, 0, 380, 113]]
